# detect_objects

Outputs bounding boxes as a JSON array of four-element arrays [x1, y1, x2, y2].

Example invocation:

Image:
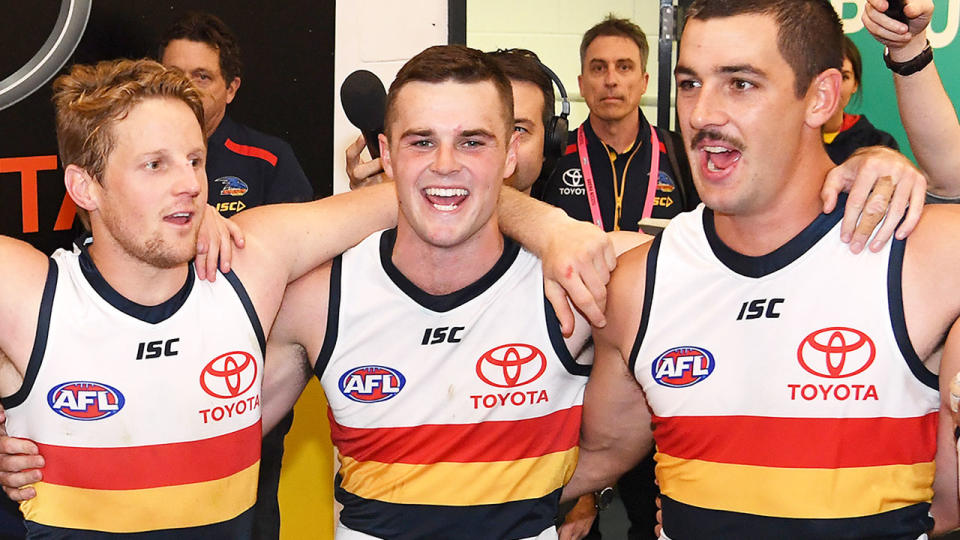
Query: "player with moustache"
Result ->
[[563, 1, 960, 538], [0, 56, 616, 538], [486, 41, 932, 540]]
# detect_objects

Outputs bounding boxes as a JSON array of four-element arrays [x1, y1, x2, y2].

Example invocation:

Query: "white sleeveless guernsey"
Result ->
[[318, 229, 589, 540], [4, 246, 264, 538], [632, 204, 938, 540]]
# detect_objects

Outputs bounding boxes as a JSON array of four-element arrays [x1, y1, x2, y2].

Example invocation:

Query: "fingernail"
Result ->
[[850, 241, 864, 253], [841, 233, 852, 243]]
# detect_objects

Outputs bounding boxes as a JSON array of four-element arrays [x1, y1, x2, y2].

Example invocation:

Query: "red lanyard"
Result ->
[[577, 124, 660, 231]]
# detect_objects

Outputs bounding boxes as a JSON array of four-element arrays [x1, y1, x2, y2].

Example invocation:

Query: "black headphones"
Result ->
[[489, 48, 571, 186], [534, 60, 570, 179]]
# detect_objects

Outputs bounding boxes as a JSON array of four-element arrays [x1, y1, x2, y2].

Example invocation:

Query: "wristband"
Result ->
[[884, 40, 933, 76]]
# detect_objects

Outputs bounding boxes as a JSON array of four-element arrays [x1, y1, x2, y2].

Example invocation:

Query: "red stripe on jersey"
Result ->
[[224, 138, 278, 166], [658, 141, 667, 154], [653, 413, 937, 468], [331, 406, 582, 464], [564, 143, 577, 156], [38, 421, 261, 489]]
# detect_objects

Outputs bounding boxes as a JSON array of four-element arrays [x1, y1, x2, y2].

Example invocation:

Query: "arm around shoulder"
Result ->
[[230, 182, 398, 285]]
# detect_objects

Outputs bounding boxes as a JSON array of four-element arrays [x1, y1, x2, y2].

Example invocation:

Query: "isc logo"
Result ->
[[652, 347, 715, 388], [339, 366, 406, 403], [47, 381, 125, 421]]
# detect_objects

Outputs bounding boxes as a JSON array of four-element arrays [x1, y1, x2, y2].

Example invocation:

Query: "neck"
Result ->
[[589, 112, 639, 154], [391, 220, 504, 295], [206, 114, 225, 139], [824, 109, 844, 133], [87, 238, 191, 306], [712, 145, 835, 257]]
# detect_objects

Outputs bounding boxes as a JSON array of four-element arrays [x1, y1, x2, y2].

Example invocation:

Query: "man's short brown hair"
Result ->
[[685, 0, 843, 97], [383, 45, 514, 139], [487, 49, 555, 129], [580, 15, 650, 72], [159, 11, 243, 82], [53, 58, 204, 227]]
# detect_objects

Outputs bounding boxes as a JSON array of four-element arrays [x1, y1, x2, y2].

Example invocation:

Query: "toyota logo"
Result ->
[[797, 327, 875, 379], [476, 343, 547, 388], [200, 351, 258, 398], [562, 168, 584, 188]]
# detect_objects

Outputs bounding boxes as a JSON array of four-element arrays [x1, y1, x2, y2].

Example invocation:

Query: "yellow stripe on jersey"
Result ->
[[22, 460, 259, 533], [657, 452, 934, 519], [339, 448, 578, 505]]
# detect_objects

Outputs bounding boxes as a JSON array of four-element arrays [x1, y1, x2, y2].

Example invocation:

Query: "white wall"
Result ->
[[332, 0, 449, 193], [466, 1, 663, 130]]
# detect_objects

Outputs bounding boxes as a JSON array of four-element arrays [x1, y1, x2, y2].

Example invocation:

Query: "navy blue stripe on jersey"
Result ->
[[887, 237, 938, 390], [335, 475, 559, 540], [222, 270, 266, 357], [543, 297, 590, 377], [77, 244, 194, 324], [628, 234, 662, 375], [2, 258, 58, 409], [702, 194, 846, 279], [23, 507, 253, 539], [378, 228, 522, 312], [661, 495, 932, 540], [314, 254, 343, 379]]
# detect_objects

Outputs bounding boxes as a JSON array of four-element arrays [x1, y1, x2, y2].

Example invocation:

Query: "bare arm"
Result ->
[[260, 264, 333, 433], [933, 319, 960, 534], [231, 182, 397, 288], [863, 0, 960, 198], [562, 247, 655, 501], [261, 341, 312, 435], [498, 186, 617, 335], [0, 238, 53, 502], [0, 237, 50, 396]]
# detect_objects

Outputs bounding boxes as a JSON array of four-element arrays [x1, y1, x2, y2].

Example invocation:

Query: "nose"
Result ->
[[686, 83, 726, 132], [430, 141, 461, 176], [603, 67, 618, 87], [172, 160, 204, 199]]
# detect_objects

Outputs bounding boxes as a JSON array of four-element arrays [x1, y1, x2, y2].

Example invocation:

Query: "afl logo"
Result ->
[[47, 381, 124, 421], [339, 366, 405, 403], [476, 343, 547, 388], [798, 327, 875, 378], [562, 168, 584, 187], [652, 347, 715, 388], [200, 351, 258, 399]]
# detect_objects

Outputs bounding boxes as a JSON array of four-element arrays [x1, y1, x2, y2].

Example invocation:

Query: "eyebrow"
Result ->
[[460, 129, 496, 139], [674, 64, 768, 79], [400, 128, 434, 138], [718, 64, 768, 78]]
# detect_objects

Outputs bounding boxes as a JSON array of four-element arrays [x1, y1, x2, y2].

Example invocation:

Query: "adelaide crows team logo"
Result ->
[[216, 176, 249, 196]]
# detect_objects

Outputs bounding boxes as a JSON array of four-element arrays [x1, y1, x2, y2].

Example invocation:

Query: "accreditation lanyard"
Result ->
[[577, 124, 660, 231]]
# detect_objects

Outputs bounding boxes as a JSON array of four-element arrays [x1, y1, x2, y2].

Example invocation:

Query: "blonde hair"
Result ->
[[53, 59, 204, 228]]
